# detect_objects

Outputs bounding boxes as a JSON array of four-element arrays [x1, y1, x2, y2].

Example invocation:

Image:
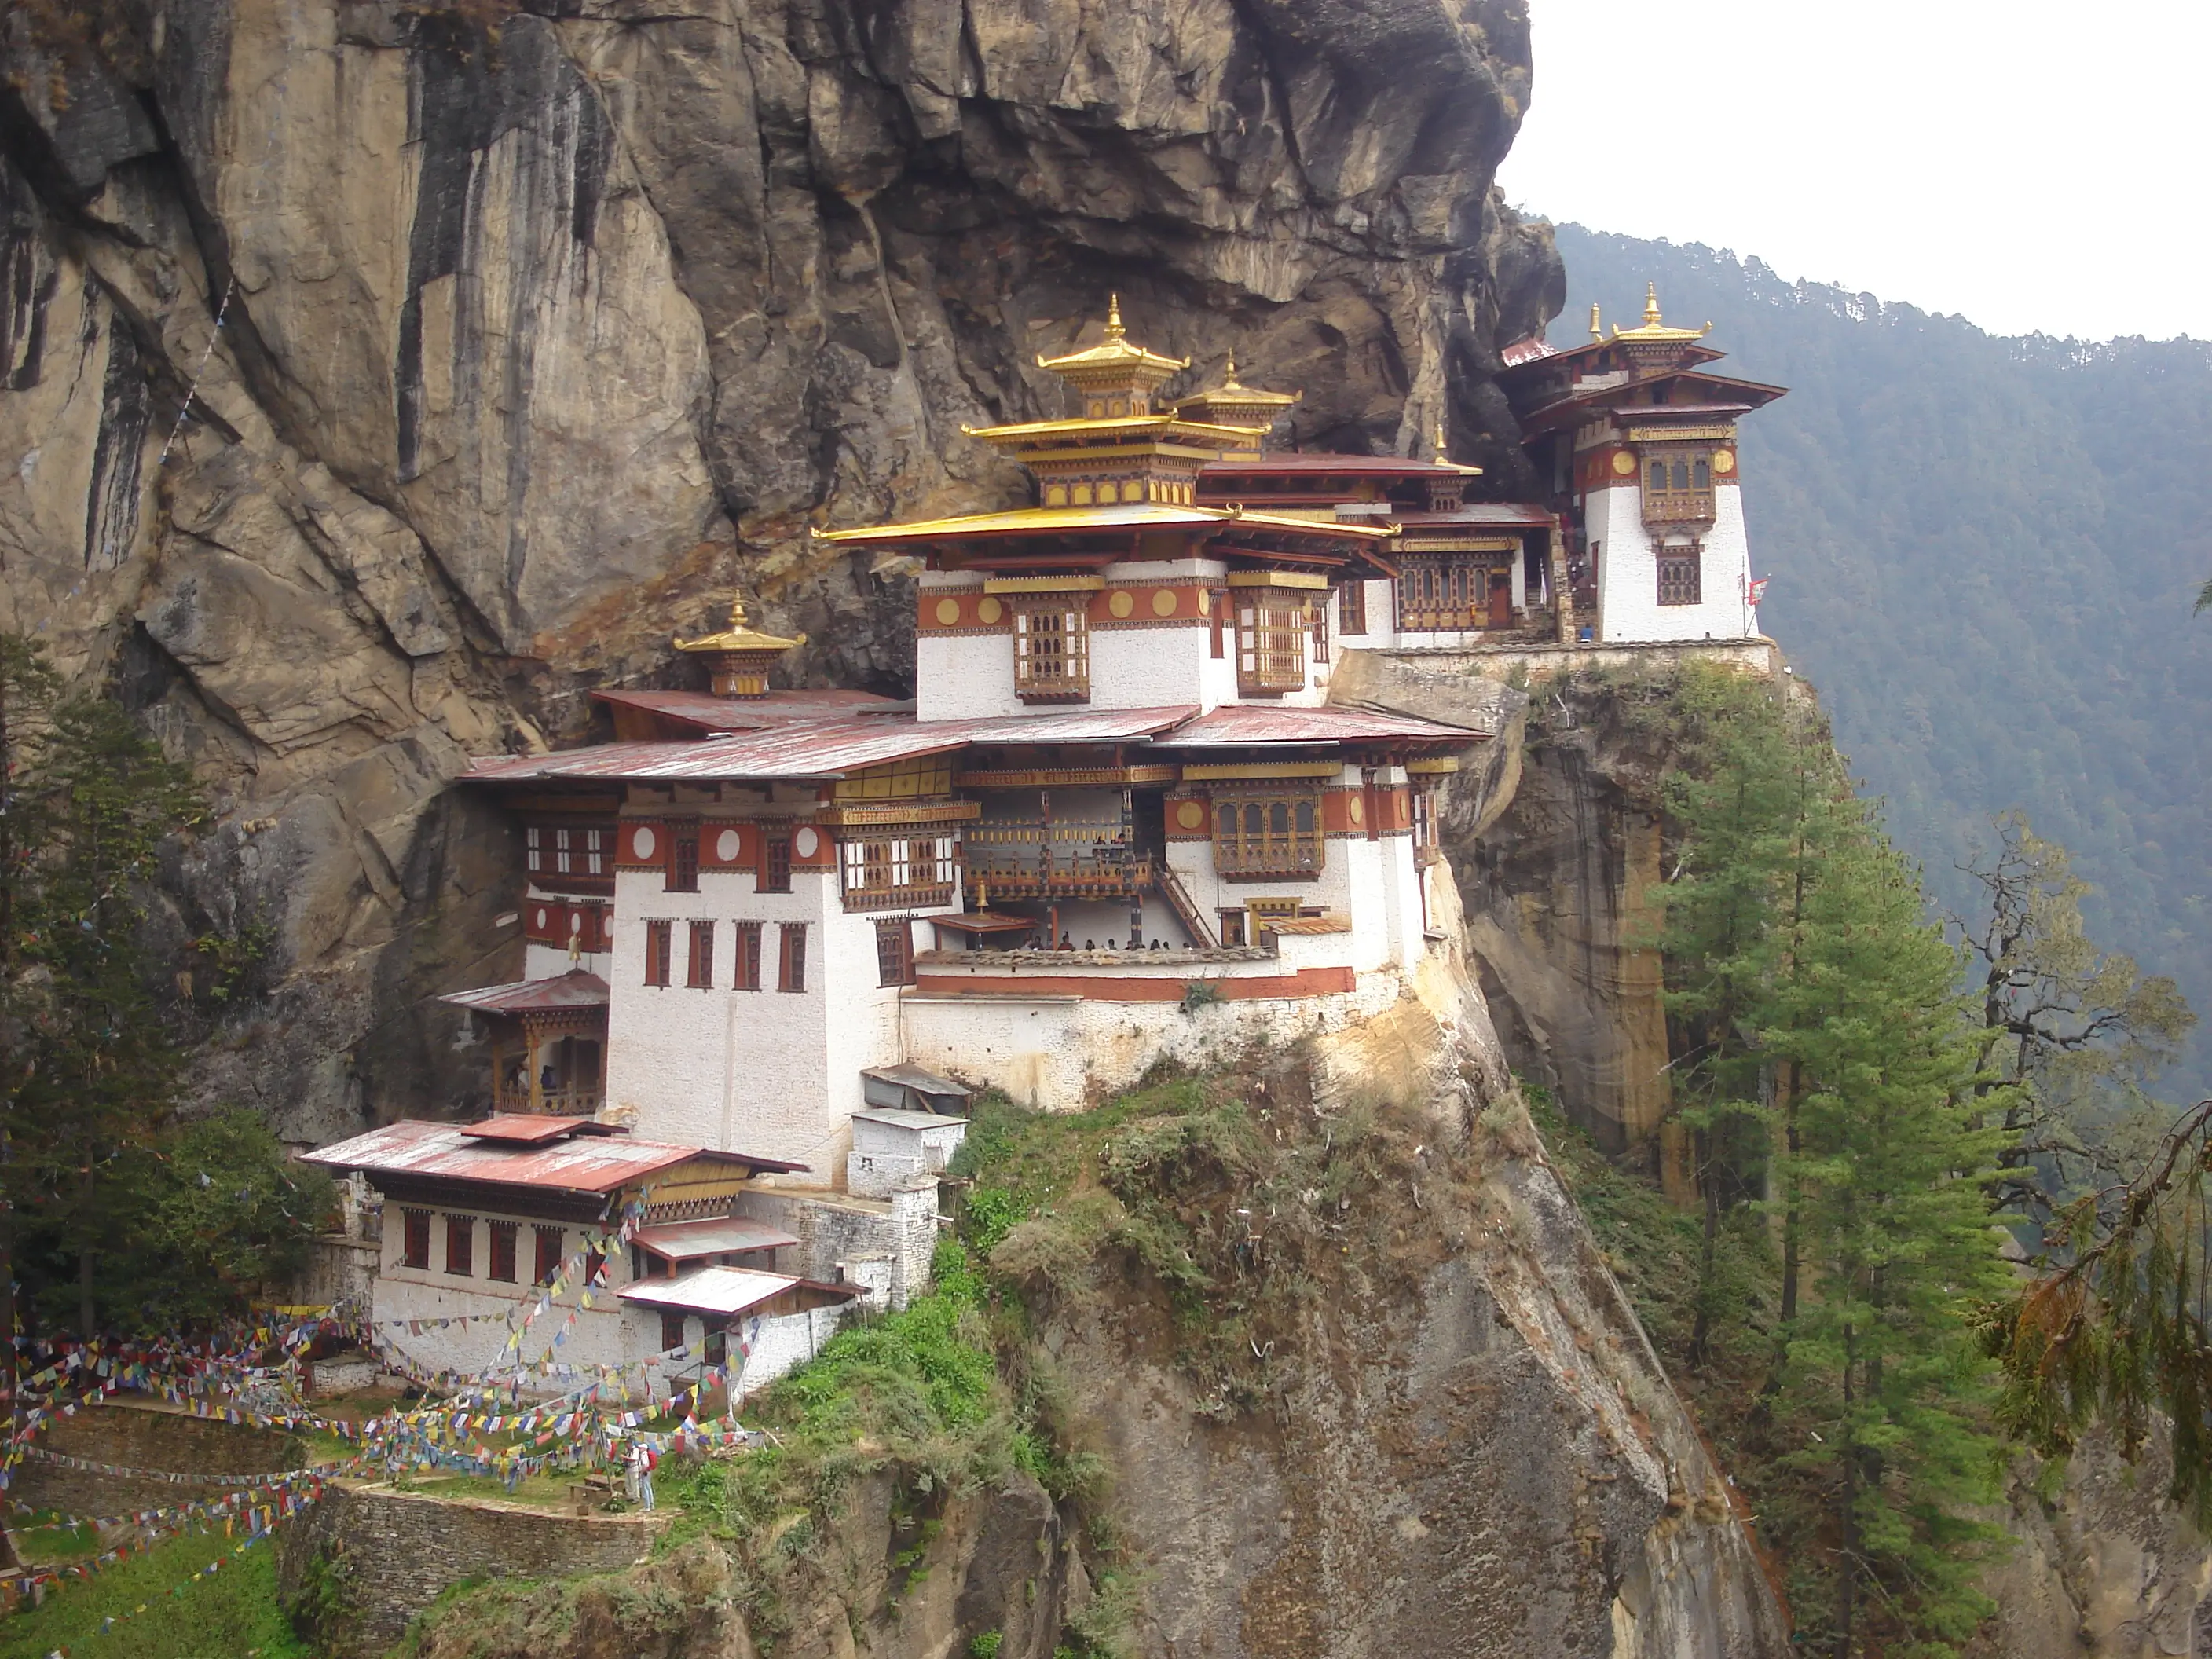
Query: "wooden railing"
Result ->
[[493, 1082, 601, 1117], [1642, 489, 1716, 526], [961, 820, 1149, 899]]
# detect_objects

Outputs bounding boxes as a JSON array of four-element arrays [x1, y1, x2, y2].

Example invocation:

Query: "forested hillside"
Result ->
[[1552, 226, 2212, 1104]]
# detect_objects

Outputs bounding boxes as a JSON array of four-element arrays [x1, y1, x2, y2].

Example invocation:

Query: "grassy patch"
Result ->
[[0, 1529, 307, 1659]]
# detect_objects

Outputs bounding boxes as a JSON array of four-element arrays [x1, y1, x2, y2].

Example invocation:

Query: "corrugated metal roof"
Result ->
[[1390, 504, 1555, 528], [631, 1218, 799, 1259], [1199, 456, 1468, 478], [1500, 336, 1556, 366], [592, 689, 909, 734], [301, 1119, 803, 1189], [438, 972, 609, 1015], [617, 1265, 854, 1317], [854, 1108, 969, 1131], [462, 707, 1201, 786], [458, 1115, 602, 1144], [1159, 705, 1485, 748]]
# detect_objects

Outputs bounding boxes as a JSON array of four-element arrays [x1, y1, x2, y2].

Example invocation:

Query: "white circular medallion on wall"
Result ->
[[632, 825, 656, 862], [569, 911, 584, 936], [794, 826, 820, 859], [534, 906, 550, 931], [716, 828, 742, 862]]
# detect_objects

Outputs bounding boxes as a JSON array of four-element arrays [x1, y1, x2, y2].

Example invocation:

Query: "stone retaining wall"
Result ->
[[9, 1400, 302, 1519], [276, 1482, 658, 1657]]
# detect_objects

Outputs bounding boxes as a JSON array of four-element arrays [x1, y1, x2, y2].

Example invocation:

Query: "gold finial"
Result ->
[[1589, 302, 1602, 342], [1223, 347, 1240, 386], [1643, 282, 1662, 326], [728, 595, 750, 629], [1434, 419, 1447, 459], [1104, 293, 1126, 342]]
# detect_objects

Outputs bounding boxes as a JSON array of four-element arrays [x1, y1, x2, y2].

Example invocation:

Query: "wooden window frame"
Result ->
[[779, 922, 808, 993], [1217, 908, 1247, 947], [488, 1221, 518, 1283], [1234, 596, 1309, 696], [400, 1208, 431, 1270], [1012, 599, 1091, 703], [1311, 597, 1329, 665], [838, 833, 958, 913], [732, 921, 763, 991], [876, 918, 914, 987], [1656, 544, 1703, 607], [533, 1225, 564, 1285], [687, 919, 716, 988], [760, 833, 793, 894], [644, 918, 674, 987], [661, 1312, 687, 1353], [666, 822, 701, 892], [1211, 787, 1325, 880], [1337, 578, 1366, 637], [445, 1214, 474, 1277], [523, 819, 614, 895]]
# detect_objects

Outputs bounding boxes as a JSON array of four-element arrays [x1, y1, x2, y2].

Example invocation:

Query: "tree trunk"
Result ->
[[1686, 1121, 1720, 1368], [77, 1243, 94, 1339], [1834, 1322, 1859, 1659]]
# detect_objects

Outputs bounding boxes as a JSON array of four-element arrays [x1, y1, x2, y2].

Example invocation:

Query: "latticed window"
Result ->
[[687, 920, 716, 988], [731, 921, 763, 991], [838, 834, 958, 912], [1235, 597, 1309, 694], [1212, 789, 1324, 878], [876, 919, 914, 987], [760, 833, 793, 893], [667, 822, 700, 892], [1642, 450, 1717, 524], [643, 919, 673, 987], [1338, 579, 1366, 636], [1657, 546, 1703, 606], [1013, 599, 1090, 701], [524, 822, 613, 892], [779, 923, 808, 993]]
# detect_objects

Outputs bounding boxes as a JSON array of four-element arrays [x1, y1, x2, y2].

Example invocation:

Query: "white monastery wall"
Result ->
[[899, 963, 1409, 1112], [1588, 482, 1756, 644], [522, 942, 610, 980], [602, 860, 927, 1171], [915, 629, 1022, 720]]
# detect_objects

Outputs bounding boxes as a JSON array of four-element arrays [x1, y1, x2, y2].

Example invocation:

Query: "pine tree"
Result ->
[[1767, 824, 2012, 1657]]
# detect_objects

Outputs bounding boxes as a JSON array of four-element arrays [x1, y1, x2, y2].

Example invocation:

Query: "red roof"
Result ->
[[302, 1119, 804, 1190], [462, 707, 1201, 786], [1390, 504, 1555, 529], [1159, 704, 1484, 749], [1199, 455, 1474, 478], [458, 1114, 606, 1144], [592, 688, 909, 734], [438, 971, 609, 1016]]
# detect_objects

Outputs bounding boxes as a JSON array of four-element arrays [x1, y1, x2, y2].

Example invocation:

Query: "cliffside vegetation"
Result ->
[[1557, 226, 2212, 1109], [0, 634, 331, 1342], [1546, 663, 2205, 1657]]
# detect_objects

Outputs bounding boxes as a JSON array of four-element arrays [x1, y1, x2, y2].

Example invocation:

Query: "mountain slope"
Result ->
[[1551, 225, 2212, 1104]]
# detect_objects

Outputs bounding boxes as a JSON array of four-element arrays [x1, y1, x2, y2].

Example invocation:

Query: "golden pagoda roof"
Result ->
[[674, 596, 806, 654], [1177, 350, 1300, 416], [1610, 283, 1712, 344], [1035, 295, 1191, 378], [961, 412, 1269, 449], [811, 500, 1398, 546]]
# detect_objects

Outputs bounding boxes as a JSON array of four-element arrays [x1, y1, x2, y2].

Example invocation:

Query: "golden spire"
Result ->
[[1644, 281, 1662, 326], [1589, 302, 1603, 342], [1434, 419, 1447, 459], [1104, 292, 1126, 342], [1223, 347, 1241, 387]]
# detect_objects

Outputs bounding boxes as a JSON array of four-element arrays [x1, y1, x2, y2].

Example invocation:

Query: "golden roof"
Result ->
[[1177, 350, 1301, 418], [1035, 295, 1191, 379], [961, 412, 1269, 449], [811, 500, 1397, 545], [674, 596, 806, 655], [1610, 283, 1712, 344]]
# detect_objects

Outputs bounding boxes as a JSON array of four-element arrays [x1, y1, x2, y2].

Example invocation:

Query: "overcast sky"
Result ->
[[1496, 0, 2210, 342]]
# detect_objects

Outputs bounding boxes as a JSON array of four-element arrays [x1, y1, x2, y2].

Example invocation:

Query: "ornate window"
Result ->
[[1235, 596, 1309, 695], [1013, 599, 1090, 702], [1337, 579, 1366, 637], [731, 921, 763, 991], [1657, 544, 1703, 606], [839, 833, 958, 913], [666, 822, 700, 892], [643, 919, 673, 987], [1642, 449, 1717, 525], [1212, 788, 1324, 880], [760, 833, 792, 893], [876, 919, 914, 987], [524, 822, 613, 895], [778, 923, 808, 993], [687, 920, 716, 988], [1395, 558, 1501, 631]]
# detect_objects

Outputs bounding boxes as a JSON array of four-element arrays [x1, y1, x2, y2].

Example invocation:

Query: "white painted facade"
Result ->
[[1587, 481, 1758, 644]]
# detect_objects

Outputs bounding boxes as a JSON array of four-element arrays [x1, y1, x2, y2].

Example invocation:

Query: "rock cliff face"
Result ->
[[0, 0, 1560, 1139]]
